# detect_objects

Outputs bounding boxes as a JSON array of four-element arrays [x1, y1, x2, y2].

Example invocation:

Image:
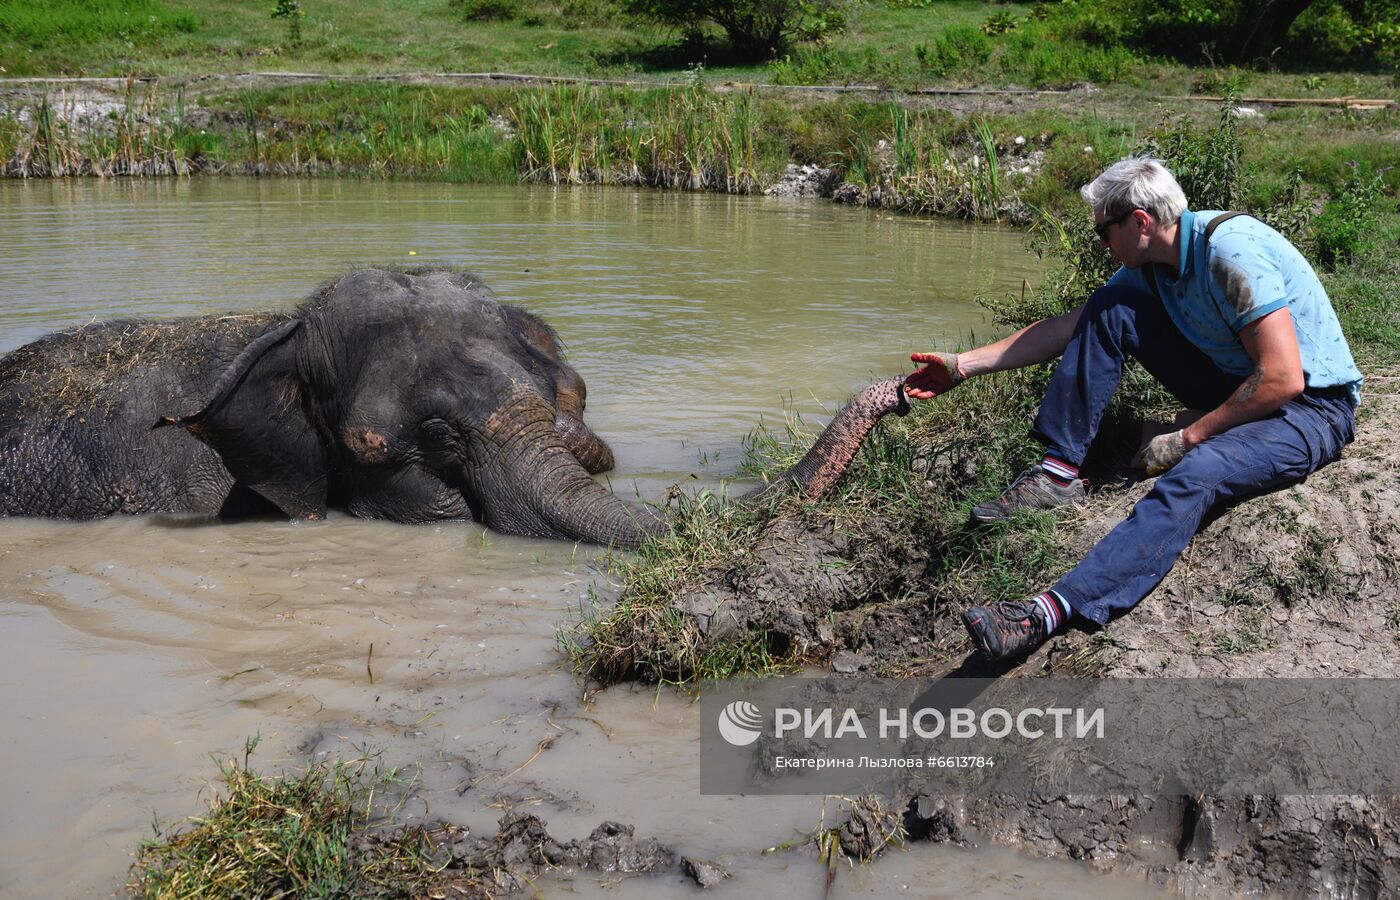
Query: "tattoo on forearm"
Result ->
[[1234, 367, 1265, 404]]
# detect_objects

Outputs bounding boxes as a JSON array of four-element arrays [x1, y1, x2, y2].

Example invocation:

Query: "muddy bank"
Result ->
[[595, 374, 1400, 895]]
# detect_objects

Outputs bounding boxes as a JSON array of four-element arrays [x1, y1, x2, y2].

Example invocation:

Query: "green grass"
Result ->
[[0, 0, 197, 52], [129, 736, 469, 899], [2, 0, 1395, 97]]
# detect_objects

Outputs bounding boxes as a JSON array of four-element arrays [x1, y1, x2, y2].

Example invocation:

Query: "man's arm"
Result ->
[[1181, 306, 1304, 450], [904, 304, 1085, 399]]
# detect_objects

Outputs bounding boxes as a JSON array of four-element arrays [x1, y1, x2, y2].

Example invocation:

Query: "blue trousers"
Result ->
[[1030, 285, 1355, 625]]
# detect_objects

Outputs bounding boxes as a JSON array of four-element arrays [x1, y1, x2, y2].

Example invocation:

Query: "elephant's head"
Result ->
[[160, 268, 660, 545]]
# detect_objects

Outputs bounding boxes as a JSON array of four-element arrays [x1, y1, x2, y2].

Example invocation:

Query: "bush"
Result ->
[[769, 45, 845, 83], [1140, 104, 1245, 213], [1001, 24, 1140, 86], [449, 0, 522, 21], [620, 0, 848, 59], [1312, 166, 1385, 269], [1040, 0, 1399, 68], [915, 25, 991, 77]]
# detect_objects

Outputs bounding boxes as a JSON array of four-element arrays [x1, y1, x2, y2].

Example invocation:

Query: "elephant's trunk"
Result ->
[[554, 410, 616, 474], [482, 376, 907, 550], [477, 389, 666, 549], [741, 376, 910, 505]]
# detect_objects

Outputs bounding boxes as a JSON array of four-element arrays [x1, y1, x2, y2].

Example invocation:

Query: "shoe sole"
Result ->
[[969, 496, 1086, 524], [960, 609, 994, 657], [969, 507, 1012, 524]]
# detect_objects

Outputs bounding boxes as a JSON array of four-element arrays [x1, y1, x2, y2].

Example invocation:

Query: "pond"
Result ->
[[0, 178, 1165, 897]]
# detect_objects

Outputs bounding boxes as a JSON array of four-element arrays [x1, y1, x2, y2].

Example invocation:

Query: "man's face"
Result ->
[[1094, 207, 1146, 267]]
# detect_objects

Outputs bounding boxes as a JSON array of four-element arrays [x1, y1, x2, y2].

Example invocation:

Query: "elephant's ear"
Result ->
[[155, 319, 329, 520]]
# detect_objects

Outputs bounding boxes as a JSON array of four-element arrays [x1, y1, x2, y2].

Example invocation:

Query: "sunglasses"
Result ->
[[1093, 207, 1141, 241]]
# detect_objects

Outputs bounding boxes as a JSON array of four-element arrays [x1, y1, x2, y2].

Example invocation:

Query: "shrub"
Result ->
[[769, 45, 846, 84], [271, 0, 303, 46], [1312, 166, 1385, 269], [449, 0, 522, 21], [619, 0, 848, 58], [981, 11, 1019, 35], [1040, 0, 1399, 68], [915, 24, 991, 77], [1001, 24, 1139, 86], [1140, 104, 1245, 213]]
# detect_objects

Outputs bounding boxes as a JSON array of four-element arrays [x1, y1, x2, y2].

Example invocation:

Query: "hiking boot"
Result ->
[[970, 466, 1086, 523], [961, 598, 1050, 661]]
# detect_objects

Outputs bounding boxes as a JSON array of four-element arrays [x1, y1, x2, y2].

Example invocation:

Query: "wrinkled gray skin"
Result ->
[[0, 269, 906, 548]]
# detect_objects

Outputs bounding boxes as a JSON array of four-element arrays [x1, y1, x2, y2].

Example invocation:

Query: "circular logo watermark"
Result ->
[[717, 700, 764, 746]]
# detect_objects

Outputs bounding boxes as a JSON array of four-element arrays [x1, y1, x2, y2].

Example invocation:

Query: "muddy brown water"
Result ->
[[0, 179, 1171, 898]]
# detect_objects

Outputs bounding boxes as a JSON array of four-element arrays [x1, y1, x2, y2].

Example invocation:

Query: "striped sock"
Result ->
[[1040, 455, 1079, 486], [1031, 590, 1071, 633]]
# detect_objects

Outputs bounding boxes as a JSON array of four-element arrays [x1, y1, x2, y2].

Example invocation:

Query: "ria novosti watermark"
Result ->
[[720, 700, 1104, 744], [700, 678, 1400, 796]]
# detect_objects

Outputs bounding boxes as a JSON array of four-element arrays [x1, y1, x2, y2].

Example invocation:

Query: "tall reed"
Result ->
[[509, 83, 761, 192]]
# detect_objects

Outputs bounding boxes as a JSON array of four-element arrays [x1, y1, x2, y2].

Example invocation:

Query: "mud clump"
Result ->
[[355, 812, 674, 894], [591, 511, 927, 682], [681, 855, 731, 888]]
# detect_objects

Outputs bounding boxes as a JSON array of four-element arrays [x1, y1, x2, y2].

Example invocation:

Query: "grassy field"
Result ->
[[2, 0, 1395, 98]]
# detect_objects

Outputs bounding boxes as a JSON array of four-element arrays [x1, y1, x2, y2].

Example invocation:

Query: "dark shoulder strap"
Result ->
[[1145, 212, 1251, 305], [1203, 211, 1250, 247], [1200, 211, 1253, 332]]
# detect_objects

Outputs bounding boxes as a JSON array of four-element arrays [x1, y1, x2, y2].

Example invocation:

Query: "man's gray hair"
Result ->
[[1080, 156, 1188, 225]]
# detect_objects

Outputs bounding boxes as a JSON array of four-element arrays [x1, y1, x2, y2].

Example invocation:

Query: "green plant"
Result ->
[[620, 0, 849, 58], [769, 44, 845, 84], [449, 0, 522, 21], [1038, 0, 1400, 68], [970, 118, 1003, 218], [981, 10, 1019, 35], [915, 24, 992, 77], [271, 0, 303, 46], [1142, 103, 1245, 213], [1312, 164, 1385, 269]]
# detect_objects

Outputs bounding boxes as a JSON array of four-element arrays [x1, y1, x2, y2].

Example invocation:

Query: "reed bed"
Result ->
[[511, 82, 762, 192], [839, 106, 1025, 221], [1, 83, 210, 177]]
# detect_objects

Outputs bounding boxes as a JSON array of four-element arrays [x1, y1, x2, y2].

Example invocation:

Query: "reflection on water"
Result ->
[[0, 180, 1165, 899]]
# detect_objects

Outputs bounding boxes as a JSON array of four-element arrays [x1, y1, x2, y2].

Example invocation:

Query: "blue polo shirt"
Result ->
[[1107, 209, 1362, 405]]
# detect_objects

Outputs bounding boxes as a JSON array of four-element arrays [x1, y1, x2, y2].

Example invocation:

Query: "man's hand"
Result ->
[[1132, 429, 1186, 476], [906, 352, 966, 399]]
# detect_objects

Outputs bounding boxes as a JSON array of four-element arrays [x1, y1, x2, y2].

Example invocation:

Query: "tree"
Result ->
[[621, 0, 847, 59]]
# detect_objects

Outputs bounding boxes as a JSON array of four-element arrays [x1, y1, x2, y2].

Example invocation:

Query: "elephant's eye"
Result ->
[[419, 418, 459, 448]]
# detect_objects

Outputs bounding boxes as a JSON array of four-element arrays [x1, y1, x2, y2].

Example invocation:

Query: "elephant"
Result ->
[[0, 268, 907, 547]]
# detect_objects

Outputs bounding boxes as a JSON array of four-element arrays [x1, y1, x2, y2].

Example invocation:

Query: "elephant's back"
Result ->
[[0, 317, 277, 518]]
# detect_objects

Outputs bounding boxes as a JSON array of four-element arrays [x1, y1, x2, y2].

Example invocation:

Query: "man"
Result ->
[[905, 156, 1361, 661]]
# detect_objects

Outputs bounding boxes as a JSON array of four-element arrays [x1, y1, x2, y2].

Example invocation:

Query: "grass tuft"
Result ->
[[129, 736, 476, 900]]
